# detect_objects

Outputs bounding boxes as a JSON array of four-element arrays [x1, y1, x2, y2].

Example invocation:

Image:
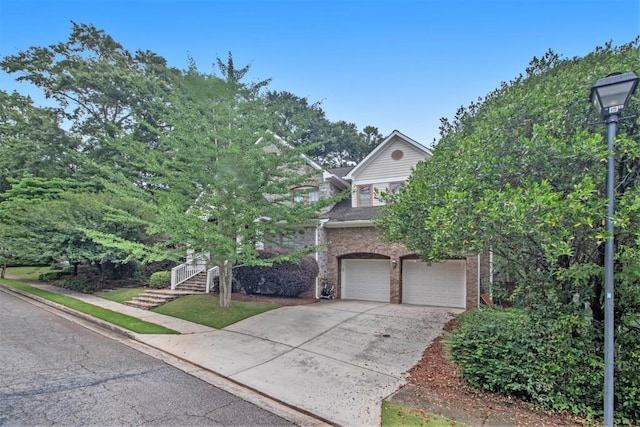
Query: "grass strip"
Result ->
[[381, 401, 468, 426], [0, 279, 178, 335], [153, 294, 281, 329], [95, 287, 145, 304], [5, 266, 54, 280]]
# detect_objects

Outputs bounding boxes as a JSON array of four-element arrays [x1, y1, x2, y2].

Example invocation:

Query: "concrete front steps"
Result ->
[[125, 272, 210, 309]]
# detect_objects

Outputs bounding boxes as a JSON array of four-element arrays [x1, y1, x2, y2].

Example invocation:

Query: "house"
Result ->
[[172, 130, 488, 310], [315, 130, 488, 310]]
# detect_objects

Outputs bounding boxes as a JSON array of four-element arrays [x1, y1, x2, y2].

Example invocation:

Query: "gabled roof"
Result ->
[[258, 132, 350, 190], [344, 130, 431, 180]]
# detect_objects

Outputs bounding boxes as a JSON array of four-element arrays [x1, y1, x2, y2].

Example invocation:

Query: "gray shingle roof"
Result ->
[[321, 198, 380, 222]]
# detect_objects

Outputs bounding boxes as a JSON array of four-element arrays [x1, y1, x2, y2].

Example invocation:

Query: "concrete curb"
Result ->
[[0, 283, 137, 339]]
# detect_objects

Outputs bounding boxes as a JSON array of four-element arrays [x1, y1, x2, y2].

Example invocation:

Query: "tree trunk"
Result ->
[[1, 262, 6, 279], [95, 262, 105, 291], [219, 260, 232, 308]]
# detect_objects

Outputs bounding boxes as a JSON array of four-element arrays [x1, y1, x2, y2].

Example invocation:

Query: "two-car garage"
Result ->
[[340, 258, 467, 308]]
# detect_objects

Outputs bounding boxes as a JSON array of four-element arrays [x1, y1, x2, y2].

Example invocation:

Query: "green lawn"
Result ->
[[5, 265, 54, 280], [153, 294, 281, 329], [95, 287, 145, 304], [0, 279, 178, 334], [381, 401, 467, 427]]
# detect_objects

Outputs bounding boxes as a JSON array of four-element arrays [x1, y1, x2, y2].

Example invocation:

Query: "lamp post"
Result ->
[[590, 71, 639, 427]]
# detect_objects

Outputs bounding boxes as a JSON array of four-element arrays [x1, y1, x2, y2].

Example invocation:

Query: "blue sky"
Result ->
[[0, 0, 638, 146]]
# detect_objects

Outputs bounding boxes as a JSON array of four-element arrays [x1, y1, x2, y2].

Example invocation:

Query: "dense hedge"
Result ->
[[149, 271, 171, 289], [57, 278, 96, 294], [234, 251, 318, 297], [446, 308, 639, 424], [39, 270, 72, 281]]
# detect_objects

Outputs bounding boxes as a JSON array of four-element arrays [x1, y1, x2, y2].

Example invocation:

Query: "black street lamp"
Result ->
[[590, 71, 639, 427]]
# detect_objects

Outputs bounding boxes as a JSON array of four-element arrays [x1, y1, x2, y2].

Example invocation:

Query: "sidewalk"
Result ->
[[0, 282, 457, 427]]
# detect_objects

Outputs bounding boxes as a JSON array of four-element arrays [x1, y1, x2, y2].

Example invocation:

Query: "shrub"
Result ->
[[445, 308, 640, 423], [234, 250, 318, 297], [144, 259, 178, 279], [149, 271, 171, 289], [57, 278, 96, 294], [39, 270, 71, 281]]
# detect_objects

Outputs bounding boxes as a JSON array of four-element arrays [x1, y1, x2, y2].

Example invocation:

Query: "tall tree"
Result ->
[[0, 22, 177, 185], [0, 175, 155, 284], [0, 90, 78, 193], [376, 40, 640, 323], [147, 69, 335, 308], [264, 91, 381, 166], [215, 51, 271, 96]]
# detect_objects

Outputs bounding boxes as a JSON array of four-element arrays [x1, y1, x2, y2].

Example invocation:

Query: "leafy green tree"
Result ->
[[264, 91, 381, 167], [264, 91, 333, 156], [0, 23, 175, 278], [145, 69, 336, 308], [0, 174, 157, 285], [0, 90, 79, 193], [215, 51, 271, 96], [0, 22, 177, 185], [376, 40, 640, 421], [354, 125, 383, 163]]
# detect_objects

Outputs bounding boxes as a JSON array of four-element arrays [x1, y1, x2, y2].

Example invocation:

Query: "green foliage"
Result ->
[[377, 40, 640, 423], [234, 250, 319, 297], [376, 40, 640, 316], [149, 271, 171, 289], [148, 66, 342, 307], [381, 401, 466, 427], [57, 278, 96, 294], [447, 309, 640, 423], [0, 91, 79, 194], [95, 287, 145, 304], [264, 90, 382, 166], [38, 270, 71, 281], [376, 41, 640, 318]]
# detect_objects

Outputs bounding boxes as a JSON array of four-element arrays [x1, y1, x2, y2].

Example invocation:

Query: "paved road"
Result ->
[[0, 290, 293, 426]]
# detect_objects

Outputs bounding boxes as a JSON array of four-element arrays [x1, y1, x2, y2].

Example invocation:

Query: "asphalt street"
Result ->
[[0, 290, 294, 426]]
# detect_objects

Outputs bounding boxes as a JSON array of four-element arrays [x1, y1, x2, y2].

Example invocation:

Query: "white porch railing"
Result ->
[[205, 266, 220, 293], [171, 260, 206, 290]]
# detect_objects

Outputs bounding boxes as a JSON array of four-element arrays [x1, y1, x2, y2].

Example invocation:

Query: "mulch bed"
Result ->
[[397, 318, 594, 426]]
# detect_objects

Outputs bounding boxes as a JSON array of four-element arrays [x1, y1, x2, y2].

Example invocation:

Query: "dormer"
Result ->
[[344, 130, 431, 207]]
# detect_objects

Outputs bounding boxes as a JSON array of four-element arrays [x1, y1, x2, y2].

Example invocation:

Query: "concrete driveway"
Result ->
[[139, 300, 460, 426]]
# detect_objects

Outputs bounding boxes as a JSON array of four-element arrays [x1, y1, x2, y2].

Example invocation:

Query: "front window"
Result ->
[[307, 190, 319, 204], [357, 185, 372, 206], [293, 187, 319, 205], [389, 182, 404, 193], [293, 193, 304, 204]]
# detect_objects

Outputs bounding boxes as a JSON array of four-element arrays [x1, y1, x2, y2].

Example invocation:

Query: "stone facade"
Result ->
[[321, 225, 489, 310]]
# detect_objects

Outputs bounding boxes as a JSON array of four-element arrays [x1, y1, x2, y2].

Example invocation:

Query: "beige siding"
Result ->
[[355, 136, 428, 181], [372, 183, 390, 206]]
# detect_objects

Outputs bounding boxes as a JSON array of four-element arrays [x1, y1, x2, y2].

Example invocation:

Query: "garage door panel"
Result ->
[[402, 260, 465, 308], [342, 259, 390, 302]]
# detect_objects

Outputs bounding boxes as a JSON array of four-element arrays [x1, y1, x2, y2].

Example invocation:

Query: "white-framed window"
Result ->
[[389, 182, 404, 193], [307, 190, 319, 203], [357, 185, 372, 206], [293, 187, 319, 205]]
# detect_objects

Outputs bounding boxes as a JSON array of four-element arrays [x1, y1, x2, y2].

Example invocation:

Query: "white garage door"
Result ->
[[402, 259, 466, 308], [341, 259, 390, 302]]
